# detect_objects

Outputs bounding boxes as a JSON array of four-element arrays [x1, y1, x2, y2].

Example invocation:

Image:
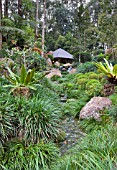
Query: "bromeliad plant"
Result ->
[[4, 64, 36, 96], [95, 58, 117, 85]]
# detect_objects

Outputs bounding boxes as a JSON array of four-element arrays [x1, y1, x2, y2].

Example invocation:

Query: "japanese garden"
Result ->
[[0, 0, 117, 169]]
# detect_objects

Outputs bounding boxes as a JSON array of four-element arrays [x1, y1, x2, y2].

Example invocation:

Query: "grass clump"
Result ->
[[50, 124, 117, 170], [0, 141, 59, 170]]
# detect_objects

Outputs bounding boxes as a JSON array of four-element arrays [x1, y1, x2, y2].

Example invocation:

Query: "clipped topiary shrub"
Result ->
[[85, 79, 103, 97], [77, 78, 88, 90], [88, 73, 99, 79]]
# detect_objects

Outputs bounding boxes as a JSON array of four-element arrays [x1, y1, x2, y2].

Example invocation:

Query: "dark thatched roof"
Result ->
[[53, 48, 73, 59]]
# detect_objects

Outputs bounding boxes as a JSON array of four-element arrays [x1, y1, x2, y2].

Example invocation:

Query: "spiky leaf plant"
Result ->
[[18, 96, 60, 144], [95, 58, 117, 84], [0, 92, 18, 149], [4, 64, 36, 90]]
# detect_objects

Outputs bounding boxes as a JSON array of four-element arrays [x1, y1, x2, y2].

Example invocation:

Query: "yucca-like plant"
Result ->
[[5, 64, 35, 89], [95, 58, 117, 84], [4, 64, 37, 97]]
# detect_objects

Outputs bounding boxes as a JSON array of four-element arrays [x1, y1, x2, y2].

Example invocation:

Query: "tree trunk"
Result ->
[[35, 0, 39, 39], [0, 0, 2, 50], [4, 0, 8, 17], [42, 0, 46, 57], [18, 0, 22, 16]]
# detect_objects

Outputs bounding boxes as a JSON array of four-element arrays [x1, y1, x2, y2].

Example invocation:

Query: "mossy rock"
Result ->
[[57, 130, 66, 142]]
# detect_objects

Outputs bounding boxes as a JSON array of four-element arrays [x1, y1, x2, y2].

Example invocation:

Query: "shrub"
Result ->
[[27, 52, 46, 71], [92, 53, 106, 62], [77, 78, 88, 90], [88, 73, 99, 79], [85, 79, 103, 97]]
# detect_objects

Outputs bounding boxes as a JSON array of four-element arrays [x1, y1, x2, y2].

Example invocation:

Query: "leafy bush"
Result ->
[[77, 78, 88, 90], [85, 79, 103, 97], [1, 141, 59, 170], [27, 52, 46, 71], [77, 62, 97, 74]]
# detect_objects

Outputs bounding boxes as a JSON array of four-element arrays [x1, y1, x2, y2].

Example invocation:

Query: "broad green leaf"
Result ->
[[113, 64, 117, 76], [25, 69, 34, 85], [106, 73, 113, 78], [20, 64, 27, 84], [6, 67, 16, 80]]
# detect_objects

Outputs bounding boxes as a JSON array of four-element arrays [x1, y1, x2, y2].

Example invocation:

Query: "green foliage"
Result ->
[[77, 62, 97, 74], [1, 141, 59, 170], [74, 74, 88, 89], [4, 64, 36, 90], [0, 92, 19, 149], [77, 78, 88, 90], [76, 52, 91, 63], [95, 58, 117, 84], [51, 75, 61, 81], [88, 72, 99, 79], [18, 96, 60, 144], [51, 124, 117, 170], [62, 94, 89, 117], [108, 105, 117, 122], [27, 52, 47, 71], [92, 53, 107, 62], [85, 79, 103, 97], [0, 110, 15, 149], [109, 94, 117, 105]]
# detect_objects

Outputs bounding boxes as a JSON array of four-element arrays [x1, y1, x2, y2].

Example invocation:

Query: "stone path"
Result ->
[[59, 117, 86, 155]]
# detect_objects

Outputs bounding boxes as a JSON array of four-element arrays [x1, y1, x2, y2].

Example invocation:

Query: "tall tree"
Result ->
[[4, 0, 8, 17], [18, 0, 22, 16], [35, 0, 39, 38], [0, 0, 2, 49], [42, 0, 46, 57]]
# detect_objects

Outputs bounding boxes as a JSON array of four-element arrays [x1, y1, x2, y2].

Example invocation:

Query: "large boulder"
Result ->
[[69, 68, 77, 74], [46, 58, 52, 66], [0, 58, 14, 67], [79, 97, 112, 121], [45, 68, 62, 79]]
